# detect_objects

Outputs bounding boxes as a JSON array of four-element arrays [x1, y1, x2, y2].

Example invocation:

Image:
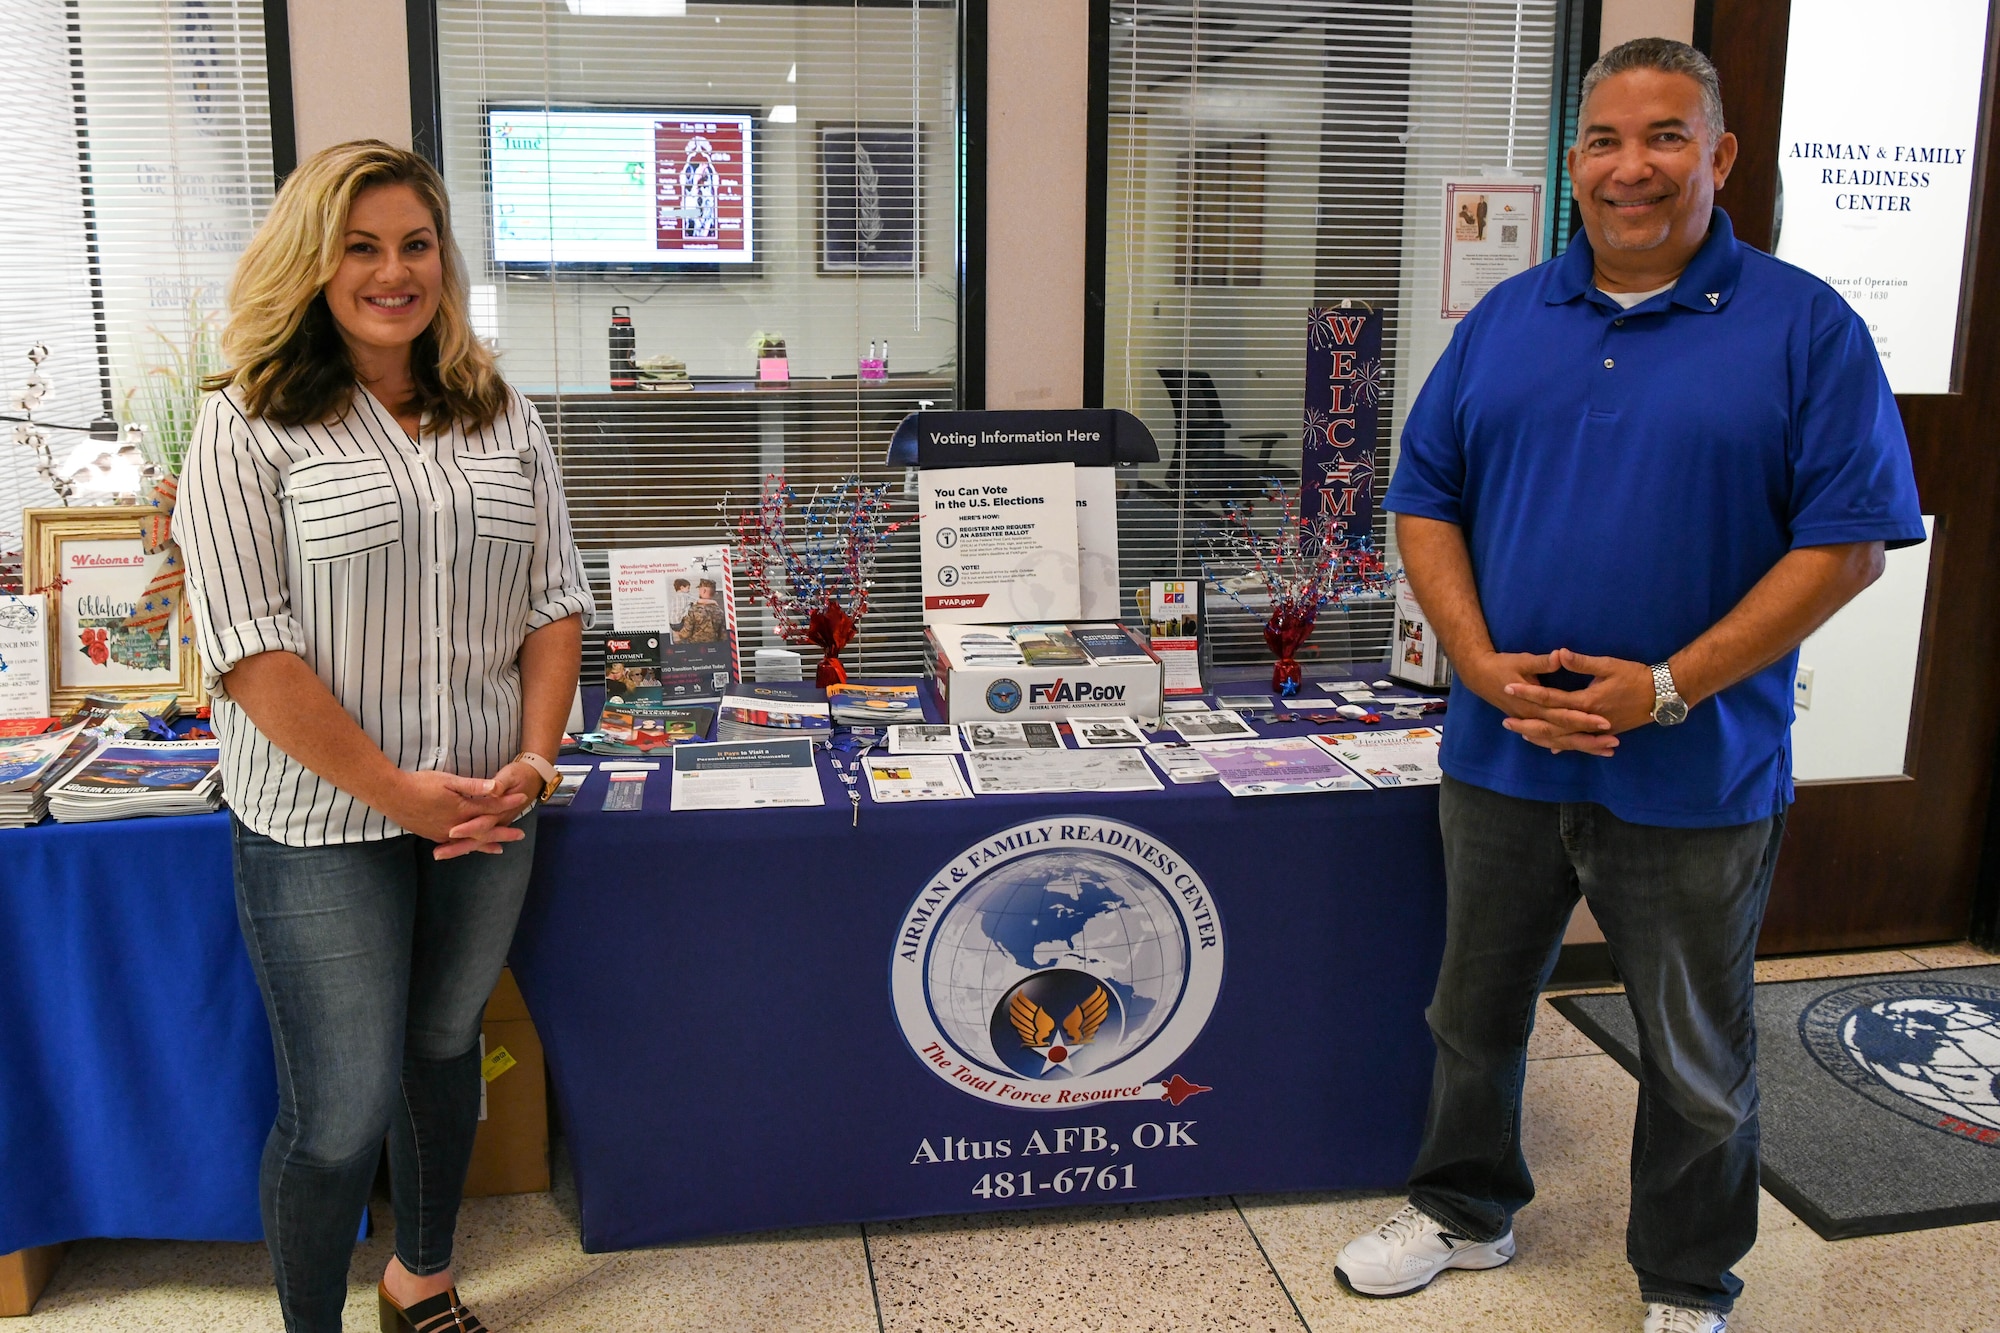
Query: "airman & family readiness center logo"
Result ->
[[891, 817, 1223, 1109], [1799, 977, 2000, 1146]]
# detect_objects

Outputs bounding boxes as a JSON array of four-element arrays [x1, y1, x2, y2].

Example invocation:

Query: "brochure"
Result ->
[[961, 720, 1063, 751], [1143, 741, 1220, 785], [863, 754, 973, 803], [669, 738, 826, 811], [1010, 625, 1089, 666], [1197, 737, 1370, 797], [889, 724, 964, 754], [919, 462, 1081, 624], [1068, 716, 1148, 748], [46, 738, 224, 822], [603, 545, 741, 701], [592, 703, 715, 752], [1143, 580, 1203, 696], [604, 630, 734, 706], [827, 683, 923, 726], [1311, 727, 1445, 788], [963, 748, 1163, 795], [717, 687, 832, 742], [1167, 708, 1258, 743], [0, 594, 51, 720], [0, 724, 88, 791], [1071, 623, 1155, 665]]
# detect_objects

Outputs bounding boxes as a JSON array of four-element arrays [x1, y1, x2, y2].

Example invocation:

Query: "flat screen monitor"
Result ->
[[486, 107, 756, 269]]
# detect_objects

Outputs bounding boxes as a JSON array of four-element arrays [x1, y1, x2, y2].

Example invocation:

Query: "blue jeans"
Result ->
[[1407, 776, 1784, 1314], [230, 814, 536, 1333]]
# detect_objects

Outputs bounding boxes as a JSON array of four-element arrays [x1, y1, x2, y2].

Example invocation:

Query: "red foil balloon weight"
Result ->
[[808, 602, 857, 687], [1263, 602, 1317, 693]]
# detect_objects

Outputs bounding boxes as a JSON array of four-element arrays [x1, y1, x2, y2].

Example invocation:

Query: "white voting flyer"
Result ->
[[962, 748, 1163, 795], [1311, 727, 1445, 788], [669, 738, 826, 811], [863, 754, 973, 803], [920, 462, 1080, 624]]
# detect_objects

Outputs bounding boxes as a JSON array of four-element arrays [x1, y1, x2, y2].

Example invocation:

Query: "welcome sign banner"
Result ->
[[1301, 307, 1383, 540]]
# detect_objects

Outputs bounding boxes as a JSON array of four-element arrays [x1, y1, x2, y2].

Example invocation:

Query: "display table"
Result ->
[[0, 674, 1447, 1257]]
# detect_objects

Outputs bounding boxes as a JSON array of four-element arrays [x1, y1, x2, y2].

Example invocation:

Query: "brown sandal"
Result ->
[[378, 1281, 489, 1332]]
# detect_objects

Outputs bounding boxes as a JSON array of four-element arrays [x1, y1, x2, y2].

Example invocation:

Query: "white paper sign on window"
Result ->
[[1773, 0, 1991, 394]]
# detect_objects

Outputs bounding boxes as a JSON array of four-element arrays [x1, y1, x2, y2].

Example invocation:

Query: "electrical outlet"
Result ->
[[1794, 666, 1814, 710]]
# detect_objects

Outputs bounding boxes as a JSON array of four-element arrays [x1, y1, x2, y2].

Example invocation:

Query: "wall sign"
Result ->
[[1774, 0, 1992, 394], [1439, 179, 1543, 319]]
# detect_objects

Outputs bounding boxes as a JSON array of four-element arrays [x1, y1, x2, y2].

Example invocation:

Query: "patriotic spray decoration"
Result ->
[[1200, 480, 1390, 695], [729, 473, 904, 688]]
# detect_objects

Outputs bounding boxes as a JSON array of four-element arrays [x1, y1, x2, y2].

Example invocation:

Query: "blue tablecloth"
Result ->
[[0, 672, 1448, 1254]]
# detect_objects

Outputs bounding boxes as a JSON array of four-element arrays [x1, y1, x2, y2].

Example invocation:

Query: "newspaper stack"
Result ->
[[46, 738, 224, 823], [0, 725, 95, 828]]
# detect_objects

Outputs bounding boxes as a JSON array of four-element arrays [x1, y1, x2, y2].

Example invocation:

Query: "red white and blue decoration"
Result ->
[[730, 473, 904, 688]]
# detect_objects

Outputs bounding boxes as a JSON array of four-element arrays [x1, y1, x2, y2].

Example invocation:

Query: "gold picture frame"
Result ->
[[23, 506, 205, 715]]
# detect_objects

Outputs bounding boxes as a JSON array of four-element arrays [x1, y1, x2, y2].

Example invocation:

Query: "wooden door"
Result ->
[[1708, 1, 2000, 952]]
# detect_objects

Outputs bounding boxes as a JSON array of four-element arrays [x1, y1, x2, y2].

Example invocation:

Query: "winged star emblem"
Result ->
[[1009, 985, 1110, 1072]]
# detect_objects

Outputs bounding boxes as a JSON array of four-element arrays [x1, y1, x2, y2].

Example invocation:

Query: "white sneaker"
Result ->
[[1333, 1202, 1516, 1297], [1645, 1304, 1727, 1333]]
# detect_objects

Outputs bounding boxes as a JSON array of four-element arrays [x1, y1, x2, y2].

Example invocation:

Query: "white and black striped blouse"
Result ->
[[175, 384, 595, 847]]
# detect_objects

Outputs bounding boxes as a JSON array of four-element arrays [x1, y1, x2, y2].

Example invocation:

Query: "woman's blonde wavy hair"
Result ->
[[205, 139, 506, 431]]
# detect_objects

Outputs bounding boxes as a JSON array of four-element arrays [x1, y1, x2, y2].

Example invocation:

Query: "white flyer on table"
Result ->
[[963, 748, 1163, 795], [863, 754, 973, 802], [888, 724, 963, 754], [1144, 741, 1219, 784], [1167, 708, 1257, 743], [0, 594, 51, 719], [920, 462, 1080, 624], [669, 738, 826, 811], [1068, 715, 1148, 748], [1311, 727, 1445, 788]]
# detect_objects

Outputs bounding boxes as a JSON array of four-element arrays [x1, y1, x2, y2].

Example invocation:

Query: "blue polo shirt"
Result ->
[[1384, 209, 1925, 827]]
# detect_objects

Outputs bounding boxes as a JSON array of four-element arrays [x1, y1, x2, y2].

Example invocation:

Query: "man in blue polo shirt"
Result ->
[[1334, 39, 1924, 1333]]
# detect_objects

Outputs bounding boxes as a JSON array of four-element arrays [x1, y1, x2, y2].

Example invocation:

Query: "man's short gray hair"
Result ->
[[1580, 37, 1726, 143]]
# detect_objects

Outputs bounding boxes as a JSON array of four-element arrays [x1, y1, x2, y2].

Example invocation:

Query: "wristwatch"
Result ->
[[1650, 663, 1689, 727], [513, 750, 562, 808]]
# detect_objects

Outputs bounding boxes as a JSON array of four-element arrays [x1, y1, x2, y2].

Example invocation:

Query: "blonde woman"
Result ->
[[175, 140, 592, 1333]]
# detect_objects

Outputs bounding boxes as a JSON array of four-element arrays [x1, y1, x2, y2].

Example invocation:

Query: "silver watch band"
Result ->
[[1651, 663, 1677, 701]]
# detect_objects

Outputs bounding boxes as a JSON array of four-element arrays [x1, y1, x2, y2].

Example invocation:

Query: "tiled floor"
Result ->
[[19, 944, 2000, 1332]]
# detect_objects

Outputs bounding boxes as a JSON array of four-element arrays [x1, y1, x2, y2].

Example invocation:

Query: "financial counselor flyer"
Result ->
[[920, 462, 1080, 624]]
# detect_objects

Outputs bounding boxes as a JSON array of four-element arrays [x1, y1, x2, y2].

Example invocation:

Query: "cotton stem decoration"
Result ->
[[730, 473, 903, 687]]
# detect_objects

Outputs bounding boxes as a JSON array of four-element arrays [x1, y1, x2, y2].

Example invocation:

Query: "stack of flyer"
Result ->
[[46, 738, 224, 823], [716, 686, 832, 743], [0, 725, 95, 828]]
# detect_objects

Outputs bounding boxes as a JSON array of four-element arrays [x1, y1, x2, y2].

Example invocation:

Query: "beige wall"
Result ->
[[1599, 0, 1696, 53], [983, 0, 1089, 408], [287, 0, 414, 158]]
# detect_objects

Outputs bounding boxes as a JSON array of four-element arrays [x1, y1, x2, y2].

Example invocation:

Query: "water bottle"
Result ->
[[609, 306, 637, 391]]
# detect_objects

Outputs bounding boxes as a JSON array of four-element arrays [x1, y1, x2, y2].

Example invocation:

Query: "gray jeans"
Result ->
[[230, 814, 536, 1333], [1407, 775, 1784, 1314]]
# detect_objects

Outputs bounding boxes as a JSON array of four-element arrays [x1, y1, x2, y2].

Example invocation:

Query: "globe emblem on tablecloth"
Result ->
[[891, 817, 1225, 1108], [1841, 997, 2000, 1132], [928, 849, 1183, 1080], [1799, 979, 2000, 1146]]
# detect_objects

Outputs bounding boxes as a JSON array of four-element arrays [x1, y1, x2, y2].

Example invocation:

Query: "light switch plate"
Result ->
[[1794, 666, 1814, 711]]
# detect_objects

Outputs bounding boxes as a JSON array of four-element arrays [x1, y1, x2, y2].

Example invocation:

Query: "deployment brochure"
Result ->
[[1312, 727, 1445, 788], [863, 754, 973, 803], [1144, 741, 1220, 784], [889, 724, 963, 754], [669, 738, 826, 811], [1068, 716, 1148, 748], [827, 683, 922, 726], [604, 545, 741, 701], [0, 594, 51, 720], [919, 461, 1081, 624], [1167, 708, 1258, 743], [1197, 737, 1370, 797], [604, 630, 734, 706], [963, 748, 1163, 796], [961, 720, 1063, 751]]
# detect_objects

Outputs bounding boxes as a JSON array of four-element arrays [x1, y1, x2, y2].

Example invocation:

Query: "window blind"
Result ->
[[0, 0, 273, 561], [434, 0, 963, 679], [1104, 0, 1559, 668]]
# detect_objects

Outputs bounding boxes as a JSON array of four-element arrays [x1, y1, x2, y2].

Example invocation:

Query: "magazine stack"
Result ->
[[45, 739, 224, 823], [0, 725, 96, 828], [715, 686, 832, 743]]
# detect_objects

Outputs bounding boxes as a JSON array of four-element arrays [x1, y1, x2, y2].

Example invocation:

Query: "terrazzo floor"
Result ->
[[17, 942, 1998, 1332]]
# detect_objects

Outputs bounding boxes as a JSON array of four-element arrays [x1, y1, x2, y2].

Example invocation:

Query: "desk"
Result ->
[[0, 678, 1447, 1256]]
